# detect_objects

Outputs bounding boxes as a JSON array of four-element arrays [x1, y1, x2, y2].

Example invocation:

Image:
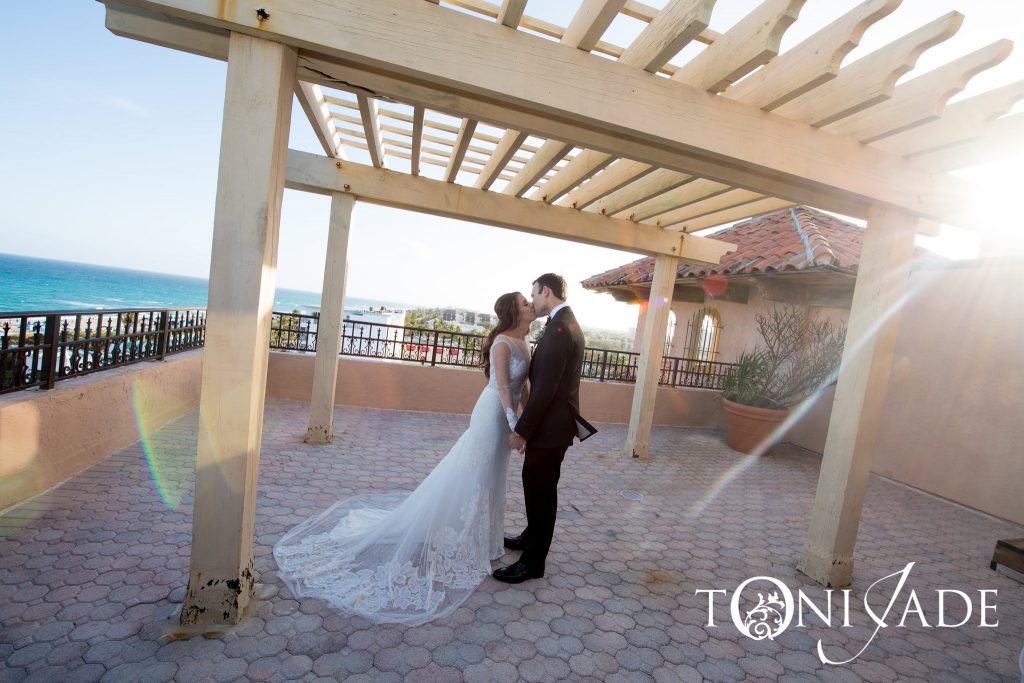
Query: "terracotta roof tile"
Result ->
[[581, 206, 937, 289]]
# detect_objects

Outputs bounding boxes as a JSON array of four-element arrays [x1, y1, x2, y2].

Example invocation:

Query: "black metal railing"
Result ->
[[0, 307, 735, 395], [270, 313, 737, 390], [0, 308, 206, 395], [270, 312, 486, 369]]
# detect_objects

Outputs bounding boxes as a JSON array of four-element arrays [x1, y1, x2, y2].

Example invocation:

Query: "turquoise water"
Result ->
[[0, 253, 411, 314]]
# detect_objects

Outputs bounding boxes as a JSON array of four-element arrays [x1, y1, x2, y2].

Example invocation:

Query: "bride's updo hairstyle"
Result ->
[[480, 292, 520, 378]]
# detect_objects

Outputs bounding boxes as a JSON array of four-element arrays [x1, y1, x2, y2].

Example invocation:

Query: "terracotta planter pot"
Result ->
[[723, 399, 789, 455]]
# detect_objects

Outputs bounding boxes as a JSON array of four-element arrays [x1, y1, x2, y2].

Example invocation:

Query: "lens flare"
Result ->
[[688, 262, 936, 519], [132, 378, 186, 510]]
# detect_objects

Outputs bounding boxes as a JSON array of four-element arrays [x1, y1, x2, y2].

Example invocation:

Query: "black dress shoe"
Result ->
[[492, 560, 544, 584], [503, 534, 527, 551]]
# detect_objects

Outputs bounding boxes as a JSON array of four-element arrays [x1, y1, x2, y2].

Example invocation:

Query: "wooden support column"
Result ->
[[305, 192, 355, 444], [797, 205, 919, 588], [624, 255, 678, 459], [181, 32, 296, 626]]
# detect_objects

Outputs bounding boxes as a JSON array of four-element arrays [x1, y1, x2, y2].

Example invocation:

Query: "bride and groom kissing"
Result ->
[[274, 273, 596, 626]]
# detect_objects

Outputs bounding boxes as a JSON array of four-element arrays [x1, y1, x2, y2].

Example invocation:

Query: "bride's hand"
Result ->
[[508, 432, 526, 453]]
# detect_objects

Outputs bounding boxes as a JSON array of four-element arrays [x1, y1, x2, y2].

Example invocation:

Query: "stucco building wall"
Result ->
[[659, 258, 1024, 525]]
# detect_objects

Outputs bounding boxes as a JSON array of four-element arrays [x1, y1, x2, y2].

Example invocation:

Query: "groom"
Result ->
[[494, 273, 592, 584]]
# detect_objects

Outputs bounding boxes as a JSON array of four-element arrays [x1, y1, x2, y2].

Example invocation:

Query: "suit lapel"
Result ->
[[530, 306, 573, 380]]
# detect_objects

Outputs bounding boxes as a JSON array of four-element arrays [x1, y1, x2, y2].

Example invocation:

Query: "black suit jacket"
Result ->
[[514, 306, 587, 449]]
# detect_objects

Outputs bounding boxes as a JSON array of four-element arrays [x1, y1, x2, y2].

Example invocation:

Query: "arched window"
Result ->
[[686, 306, 722, 363]]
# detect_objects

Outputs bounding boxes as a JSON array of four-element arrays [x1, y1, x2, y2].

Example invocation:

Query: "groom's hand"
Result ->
[[509, 432, 526, 453]]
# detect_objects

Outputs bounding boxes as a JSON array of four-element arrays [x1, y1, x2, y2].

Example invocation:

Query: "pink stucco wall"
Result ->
[[0, 350, 203, 511], [871, 258, 1024, 525], [264, 353, 724, 428], [662, 258, 1024, 525]]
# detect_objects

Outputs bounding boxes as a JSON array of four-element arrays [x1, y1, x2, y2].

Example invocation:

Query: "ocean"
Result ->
[[0, 253, 413, 314]]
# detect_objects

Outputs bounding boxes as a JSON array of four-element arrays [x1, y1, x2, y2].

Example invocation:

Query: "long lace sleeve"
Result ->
[[491, 338, 518, 430]]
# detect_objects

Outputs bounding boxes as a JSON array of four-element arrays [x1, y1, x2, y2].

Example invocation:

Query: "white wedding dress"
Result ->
[[273, 335, 530, 626]]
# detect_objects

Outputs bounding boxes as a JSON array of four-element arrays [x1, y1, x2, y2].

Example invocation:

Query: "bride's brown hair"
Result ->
[[480, 292, 520, 378]]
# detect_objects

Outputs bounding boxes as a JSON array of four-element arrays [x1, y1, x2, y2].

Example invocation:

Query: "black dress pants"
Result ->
[[518, 445, 567, 572]]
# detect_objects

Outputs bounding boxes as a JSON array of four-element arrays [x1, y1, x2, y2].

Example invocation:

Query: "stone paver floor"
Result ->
[[2, 399, 1023, 682]]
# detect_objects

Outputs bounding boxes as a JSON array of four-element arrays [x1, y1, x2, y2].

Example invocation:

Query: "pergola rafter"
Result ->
[[99, 0, 1020, 624]]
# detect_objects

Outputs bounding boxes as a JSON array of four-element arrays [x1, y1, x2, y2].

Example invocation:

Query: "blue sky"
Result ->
[[1, 2, 1020, 330]]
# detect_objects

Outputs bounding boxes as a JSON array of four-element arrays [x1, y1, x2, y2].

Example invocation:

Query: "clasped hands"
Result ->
[[508, 432, 526, 453]]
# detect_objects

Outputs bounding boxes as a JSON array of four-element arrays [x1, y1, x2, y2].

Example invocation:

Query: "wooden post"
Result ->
[[797, 205, 919, 588], [624, 255, 678, 458], [305, 192, 355, 444], [180, 32, 296, 626]]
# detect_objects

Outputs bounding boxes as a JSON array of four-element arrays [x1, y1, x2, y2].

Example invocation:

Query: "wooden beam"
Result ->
[[386, 146, 514, 181], [621, 0, 720, 45], [527, 149, 613, 203], [561, 0, 626, 51], [673, 197, 794, 232], [441, 0, 680, 75], [497, 0, 527, 29], [775, 12, 965, 127], [410, 105, 424, 175], [671, 0, 805, 94], [872, 80, 1024, 158], [913, 112, 1024, 171], [588, 169, 693, 217], [305, 192, 354, 444], [295, 81, 343, 158], [286, 149, 739, 262], [628, 178, 731, 222], [560, 160, 655, 209], [502, 139, 573, 197], [824, 40, 1013, 144], [182, 31, 295, 627], [445, 118, 478, 182], [474, 128, 529, 189], [383, 134, 490, 167], [653, 187, 766, 226], [103, 0, 979, 224], [104, 0, 228, 59], [356, 94, 386, 168], [624, 254, 678, 458], [618, 0, 715, 72], [723, 0, 900, 110], [798, 205, 919, 588]]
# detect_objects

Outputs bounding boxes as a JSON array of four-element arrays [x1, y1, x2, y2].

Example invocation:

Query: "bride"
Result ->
[[273, 291, 535, 626]]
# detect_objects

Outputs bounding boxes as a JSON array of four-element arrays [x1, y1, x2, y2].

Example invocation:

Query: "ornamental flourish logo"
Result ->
[[741, 589, 787, 640], [696, 562, 999, 665]]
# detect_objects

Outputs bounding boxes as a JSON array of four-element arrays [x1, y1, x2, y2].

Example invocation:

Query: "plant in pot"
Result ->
[[721, 305, 846, 454]]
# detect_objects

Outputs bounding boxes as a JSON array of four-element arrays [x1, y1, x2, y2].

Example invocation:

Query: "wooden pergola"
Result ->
[[99, 0, 1021, 625]]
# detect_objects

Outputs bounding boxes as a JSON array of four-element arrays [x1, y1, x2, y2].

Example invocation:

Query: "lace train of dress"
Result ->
[[273, 336, 529, 626]]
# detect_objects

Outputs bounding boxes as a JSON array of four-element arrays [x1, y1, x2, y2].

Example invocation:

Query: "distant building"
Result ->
[[442, 308, 457, 322], [343, 306, 406, 328]]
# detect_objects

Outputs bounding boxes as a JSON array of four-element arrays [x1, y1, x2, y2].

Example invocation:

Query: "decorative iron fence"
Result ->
[[270, 312, 486, 369], [0, 307, 735, 395], [0, 308, 206, 395], [270, 313, 737, 390]]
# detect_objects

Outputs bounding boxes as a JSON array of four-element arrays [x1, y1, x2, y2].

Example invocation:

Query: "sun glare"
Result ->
[[955, 159, 1024, 258]]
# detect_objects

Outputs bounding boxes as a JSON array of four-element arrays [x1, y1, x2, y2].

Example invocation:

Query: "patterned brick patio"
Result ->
[[2, 399, 1022, 682]]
